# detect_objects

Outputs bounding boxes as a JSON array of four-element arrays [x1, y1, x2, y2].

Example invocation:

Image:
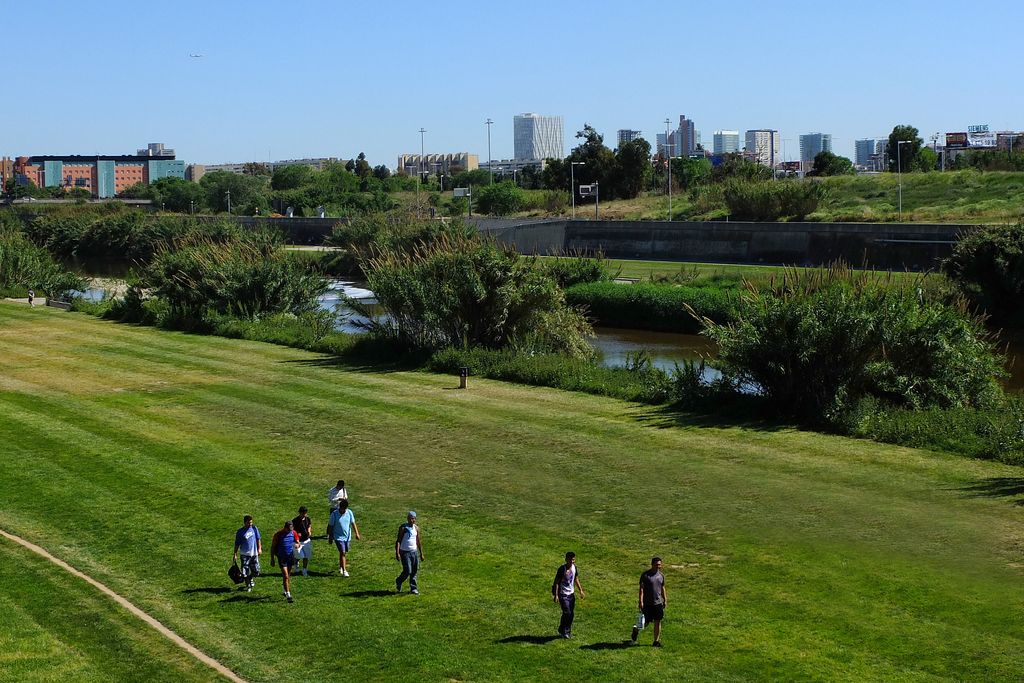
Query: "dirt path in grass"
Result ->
[[0, 528, 248, 683]]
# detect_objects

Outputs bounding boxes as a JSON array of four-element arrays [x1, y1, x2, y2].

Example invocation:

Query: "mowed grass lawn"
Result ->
[[1, 303, 1022, 682]]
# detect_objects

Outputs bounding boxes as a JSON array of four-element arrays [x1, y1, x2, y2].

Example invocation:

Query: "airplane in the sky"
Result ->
[[189, 53, 204, 58]]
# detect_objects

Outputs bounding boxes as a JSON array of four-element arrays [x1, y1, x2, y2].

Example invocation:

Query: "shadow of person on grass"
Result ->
[[495, 635, 562, 645], [182, 587, 233, 595], [579, 640, 635, 651], [956, 477, 1024, 505], [220, 594, 270, 603], [339, 589, 396, 598]]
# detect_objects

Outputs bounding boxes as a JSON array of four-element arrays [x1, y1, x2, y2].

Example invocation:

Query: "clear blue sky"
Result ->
[[6, 0, 1022, 167]]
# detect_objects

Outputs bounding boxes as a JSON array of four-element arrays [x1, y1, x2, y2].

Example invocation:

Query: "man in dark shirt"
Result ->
[[632, 557, 667, 647], [292, 506, 313, 577]]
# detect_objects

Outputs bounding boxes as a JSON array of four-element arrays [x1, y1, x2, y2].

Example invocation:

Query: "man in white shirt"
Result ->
[[551, 551, 585, 638], [327, 479, 349, 513]]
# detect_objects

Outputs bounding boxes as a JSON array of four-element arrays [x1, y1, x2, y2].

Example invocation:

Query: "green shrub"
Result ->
[[142, 230, 329, 323], [354, 233, 593, 357], [722, 179, 826, 221], [700, 265, 1006, 422], [539, 254, 613, 288], [428, 347, 672, 404], [0, 232, 84, 299], [565, 282, 738, 333], [474, 182, 524, 216], [943, 222, 1024, 324], [848, 397, 1024, 465]]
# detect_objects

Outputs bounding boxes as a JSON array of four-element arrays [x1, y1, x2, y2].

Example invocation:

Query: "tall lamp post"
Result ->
[[665, 118, 672, 221], [225, 189, 231, 215], [485, 118, 493, 184], [417, 127, 426, 218], [896, 139, 912, 221], [570, 161, 585, 219]]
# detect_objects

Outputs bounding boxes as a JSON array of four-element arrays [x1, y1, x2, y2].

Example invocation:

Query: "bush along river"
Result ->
[[80, 278, 1024, 392]]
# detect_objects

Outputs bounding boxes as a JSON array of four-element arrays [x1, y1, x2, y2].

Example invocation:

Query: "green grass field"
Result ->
[[1, 302, 1023, 681]]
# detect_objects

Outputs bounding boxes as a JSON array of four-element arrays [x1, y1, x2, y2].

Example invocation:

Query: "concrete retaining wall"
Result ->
[[478, 219, 974, 271]]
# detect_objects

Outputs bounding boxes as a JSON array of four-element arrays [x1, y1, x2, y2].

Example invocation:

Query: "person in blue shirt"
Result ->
[[270, 520, 301, 603], [326, 499, 362, 576], [232, 515, 262, 592]]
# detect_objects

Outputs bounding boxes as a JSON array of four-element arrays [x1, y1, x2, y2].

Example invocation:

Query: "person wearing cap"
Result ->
[[327, 498, 361, 576], [270, 520, 301, 602], [291, 506, 313, 577], [232, 515, 262, 593], [394, 511, 424, 594]]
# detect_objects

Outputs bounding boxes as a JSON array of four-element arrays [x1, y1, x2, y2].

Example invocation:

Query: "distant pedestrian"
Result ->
[[232, 515, 262, 592], [327, 479, 349, 513], [27, 289, 34, 307], [632, 557, 667, 647], [270, 520, 301, 602], [292, 506, 313, 577], [394, 511, 424, 594], [327, 499, 361, 576], [551, 551, 585, 639]]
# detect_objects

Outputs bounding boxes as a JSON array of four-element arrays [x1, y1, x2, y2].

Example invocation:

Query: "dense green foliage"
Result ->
[[0, 231, 84, 298], [943, 222, 1024, 324], [131, 230, 328, 324], [808, 151, 855, 177], [474, 182, 525, 216], [566, 281, 738, 333], [847, 396, 1024, 465], [537, 253, 613, 288], [722, 179, 826, 221], [354, 233, 593, 357], [700, 266, 1005, 422]]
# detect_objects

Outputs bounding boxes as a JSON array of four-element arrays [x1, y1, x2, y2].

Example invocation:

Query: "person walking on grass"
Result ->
[[327, 479, 349, 513], [232, 515, 262, 593], [394, 511, 424, 594], [327, 499, 361, 576], [27, 289, 35, 308], [292, 506, 313, 577], [632, 556, 667, 647], [552, 551, 585, 639], [270, 520, 301, 602]]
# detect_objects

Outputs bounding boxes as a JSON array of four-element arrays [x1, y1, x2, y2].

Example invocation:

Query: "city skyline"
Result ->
[[6, 1, 1023, 169]]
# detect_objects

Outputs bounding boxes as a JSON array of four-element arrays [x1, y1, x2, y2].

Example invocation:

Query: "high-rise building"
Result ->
[[745, 129, 779, 167], [799, 133, 833, 165], [713, 130, 740, 155], [617, 129, 643, 148], [675, 115, 696, 156], [854, 139, 881, 168], [513, 113, 564, 161]]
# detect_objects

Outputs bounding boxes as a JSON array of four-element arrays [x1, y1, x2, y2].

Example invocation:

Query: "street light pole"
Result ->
[[417, 128, 426, 218], [665, 118, 672, 221], [485, 118, 493, 184], [570, 161, 585, 219], [896, 139, 911, 221], [225, 189, 231, 215]]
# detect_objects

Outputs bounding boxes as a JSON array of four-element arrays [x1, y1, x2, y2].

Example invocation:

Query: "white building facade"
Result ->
[[513, 113, 564, 161]]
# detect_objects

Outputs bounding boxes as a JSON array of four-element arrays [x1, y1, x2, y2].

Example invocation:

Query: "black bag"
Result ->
[[228, 562, 244, 584]]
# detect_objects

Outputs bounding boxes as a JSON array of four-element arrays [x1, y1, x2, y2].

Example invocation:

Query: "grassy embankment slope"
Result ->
[[476, 170, 1024, 222], [0, 303, 1022, 681]]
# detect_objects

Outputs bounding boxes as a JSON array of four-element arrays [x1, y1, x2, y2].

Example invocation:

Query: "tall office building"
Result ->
[[799, 133, 833, 165], [617, 129, 643, 148], [675, 115, 696, 156], [713, 130, 740, 155], [513, 113, 564, 161], [745, 129, 779, 167], [854, 139, 879, 168]]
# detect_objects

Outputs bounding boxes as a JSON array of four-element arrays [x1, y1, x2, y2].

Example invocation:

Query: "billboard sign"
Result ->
[[946, 132, 968, 149], [968, 130, 997, 148], [578, 184, 597, 196]]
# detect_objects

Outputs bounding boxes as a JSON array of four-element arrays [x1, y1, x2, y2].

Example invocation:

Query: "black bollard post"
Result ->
[[459, 367, 468, 390]]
